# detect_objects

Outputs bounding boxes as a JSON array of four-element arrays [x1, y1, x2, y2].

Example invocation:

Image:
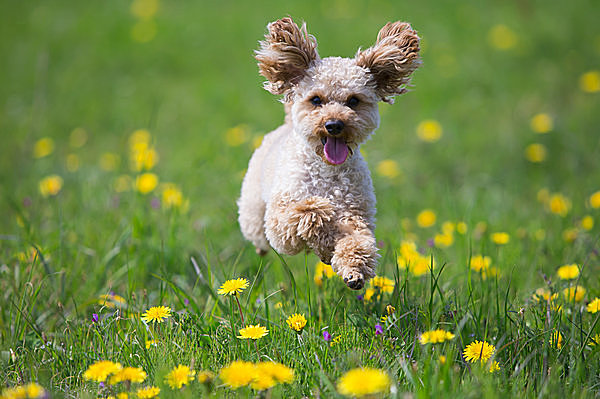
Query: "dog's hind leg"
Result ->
[[238, 174, 270, 256]]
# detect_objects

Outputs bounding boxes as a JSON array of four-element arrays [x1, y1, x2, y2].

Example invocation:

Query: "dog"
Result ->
[[238, 17, 420, 290]]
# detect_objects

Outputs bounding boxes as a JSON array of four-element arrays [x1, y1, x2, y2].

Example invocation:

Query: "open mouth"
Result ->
[[321, 136, 350, 165]]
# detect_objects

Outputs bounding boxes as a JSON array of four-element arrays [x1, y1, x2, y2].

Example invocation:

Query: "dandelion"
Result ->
[[109, 366, 147, 384], [530, 113, 553, 133], [463, 340, 495, 363], [488, 24, 517, 50], [33, 137, 55, 158], [490, 232, 510, 245], [225, 125, 250, 146], [145, 339, 157, 349], [337, 367, 391, 397], [238, 324, 268, 340], [99, 293, 126, 308], [589, 333, 600, 346], [256, 362, 294, 384], [39, 175, 63, 197], [581, 215, 594, 230], [419, 329, 455, 344], [488, 361, 501, 373], [590, 191, 600, 209], [397, 240, 435, 276], [83, 360, 123, 382], [0, 383, 47, 399], [130, 0, 159, 20], [135, 173, 159, 194], [197, 370, 216, 384], [314, 262, 336, 287], [250, 372, 276, 391], [219, 361, 256, 389], [217, 278, 249, 295], [434, 232, 454, 247], [286, 313, 307, 332], [161, 183, 184, 209], [532, 287, 558, 303], [470, 255, 491, 273], [165, 365, 195, 389], [557, 264, 579, 280], [587, 298, 600, 313], [549, 331, 563, 349], [456, 221, 468, 234], [548, 193, 571, 217], [563, 286, 586, 302], [370, 276, 395, 293], [562, 228, 578, 243], [416, 119, 443, 142], [525, 143, 547, 163], [417, 209, 436, 228], [579, 70, 600, 93], [141, 306, 172, 323], [136, 386, 160, 398], [386, 305, 396, 315], [331, 334, 342, 346], [376, 159, 401, 179], [439, 355, 447, 365]]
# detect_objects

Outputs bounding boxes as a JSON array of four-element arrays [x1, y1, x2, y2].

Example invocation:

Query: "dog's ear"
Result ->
[[356, 22, 421, 103], [255, 17, 320, 97]]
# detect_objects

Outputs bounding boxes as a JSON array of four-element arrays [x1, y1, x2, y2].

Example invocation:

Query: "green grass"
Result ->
[[1, 0, 600, 397]]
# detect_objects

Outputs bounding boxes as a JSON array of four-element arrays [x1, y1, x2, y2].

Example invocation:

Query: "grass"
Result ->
[[1, 0, 600, 397]]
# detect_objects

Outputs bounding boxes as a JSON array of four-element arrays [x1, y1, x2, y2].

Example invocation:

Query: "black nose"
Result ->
[[325, 119, 344, 135]]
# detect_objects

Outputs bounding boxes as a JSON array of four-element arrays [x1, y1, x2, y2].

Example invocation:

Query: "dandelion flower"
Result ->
[[549, 331, 563, 349], [141, 306, 172, 324], [488, 361, 501, 373], [488, 24, 517, 50], [136, 386, 160, 398], [135, 173, 159, 194], [525, 143, 547, 163], [463, 341, 495, 363], [416, 119, 443, 142], [530, 113, 553, 133], [218, 278, 249, 295], [562, 228, 578, 243], [434, 232, 454, 248], [109, 367, 147, 384], [588, 333, 600, 346], [250, 372, 276, 391], [225, 125, 250, 146], [238, 324, 268, 340], [557, 264, 579, 280], [370, 276, 395, 293], [490, 232, 510, 245], [438, 355, 447, 364], [376, 159, 401, 179], [39, 175, 63, 197], [197, 370, 216, 384], [579, 70, 600, 93], [1, 383, 47, 399], [33, 137, 55, 158], [161, 183, 184, 209], [314, 262, 336, 286], [417, 209, 436, 228], [587, 298, 600, 313], [286, 313, 307, 332], [548, 193, 571, 216], [470, 255, 491, 273], [532, 288, 558, 303], [219, 361, 256, 389], [257, 362, 294, 384], [130, 0, 159, 20], [563, 286, 586, 302], [83, 360, 123, 382], [337, 368, 390, 397], [590, 191, 600, 209], [456, 222, 468, 234], [419, 329, 455, 344], [386, 305, 396, 315], [581, 215, 594, 230], [145, 339, 158, 349], [165, 365, 195, 389]]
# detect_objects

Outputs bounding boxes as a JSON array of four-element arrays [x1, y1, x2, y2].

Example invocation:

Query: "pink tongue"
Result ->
[[324, 137, 349, 165]]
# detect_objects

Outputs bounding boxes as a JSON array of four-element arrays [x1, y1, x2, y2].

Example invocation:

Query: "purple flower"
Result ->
[[184, 298, 190, 306], [323, 330, 332, 342], [99, 382, 105, 389], [356, 294, 364, 301], [426, 239, 435, 248], [375, 324, 384, 335], [150, 197, 160, 209], [92, 313, 99, 323]]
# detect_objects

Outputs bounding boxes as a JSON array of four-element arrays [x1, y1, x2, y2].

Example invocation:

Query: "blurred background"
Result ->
[[1, 0, 599, 292]]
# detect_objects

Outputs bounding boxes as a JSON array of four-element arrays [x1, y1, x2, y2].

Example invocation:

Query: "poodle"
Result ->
[[238, 17, 420, 289]]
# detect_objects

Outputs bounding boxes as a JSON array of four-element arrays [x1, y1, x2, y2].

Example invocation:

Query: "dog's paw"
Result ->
[[341, 269, 365, 290]]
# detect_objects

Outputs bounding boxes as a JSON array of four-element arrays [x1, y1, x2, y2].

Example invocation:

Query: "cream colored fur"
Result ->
[[238, 18, 420, 290]]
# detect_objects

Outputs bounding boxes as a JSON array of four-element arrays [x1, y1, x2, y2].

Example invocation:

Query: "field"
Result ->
[[1, 0, 600, 397]]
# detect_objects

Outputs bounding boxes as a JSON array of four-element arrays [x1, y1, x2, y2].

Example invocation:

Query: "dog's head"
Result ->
[[256, 17, 421, 165]]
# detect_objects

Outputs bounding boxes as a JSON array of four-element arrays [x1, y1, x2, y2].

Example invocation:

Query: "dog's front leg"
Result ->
[[264, 194, 336, 256], [331, 217, 379, 290]]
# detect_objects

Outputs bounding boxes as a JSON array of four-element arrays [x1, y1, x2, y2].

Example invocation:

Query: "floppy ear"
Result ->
[[356, 22, 421, 103], [255, 17, 320, 96]]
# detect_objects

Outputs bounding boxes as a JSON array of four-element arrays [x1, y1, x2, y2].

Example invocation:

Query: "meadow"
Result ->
[[1, 0, 600, 397]]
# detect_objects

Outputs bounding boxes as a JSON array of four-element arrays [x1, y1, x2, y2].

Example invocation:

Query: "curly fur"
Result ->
[[238, 18, 420, 290]]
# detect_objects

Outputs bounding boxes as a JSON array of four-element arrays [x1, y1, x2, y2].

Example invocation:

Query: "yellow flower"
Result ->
[[135, 173, 159, 194], [109, 367, 147, 384], [314, 262, 336, 286], [130, 0, 159, 19], [463, 341, 495, 363], [219, 361, 256, 389], [33, 137, 55, 158], [581, 215, 594, 230], [532, 288, 556, 302], [438, 355, 447, 365], [238, 324, 268, 340], [274, 302, 283, 309], [69, 127, 88, 148], [337, 368, 390, 397], [562, 228, 578, 243], [434, 232, 454, 248], [563, 286, 586, 302], [579, 70, 600, 93], [256, 362, 294, 384], [488, 24, 517, 50], [286, 313, 307, 332], [117, 393, 128, 399], [136, 386, 160, 398], [549, 331, 563, 349], [470, 255, 491, 273], [386, 305, 396, 315], [197, 370, 216, 384], [557, 264, 579, 280], [99, 293, 126, 308], [141, 306, 172, 323], [588, 333, 600, 346], [370, 276, 395, 293], [165, 365, 195, 389], [83, 360, 123, 382], [488, 361, 501, 373], [376, 159, 401, 179], [590, 191, 600, 209], [397, 240, 435, 276], [129, 129, 151, 146], [491, 232, 510, 245], [131, 20, 157, 43], [145, 339, 157, 349], [1, 383, 47, 399], [161, 183, 184, 209], [225, 125, 250, 146], [525, 143, 547, 163], [587, 298, 600, 313], [530, 113, 553, 133], [100, 153, 121, 171], [217, 278, 249, 295], [416, 119, 443, 142], [456, 222, 468, 234], [39, 175, 63, 197], [548, 193, 571, 216], [250, 372, 276, 391], [419, 329, 455, 344], [417, 209, 436, 228]]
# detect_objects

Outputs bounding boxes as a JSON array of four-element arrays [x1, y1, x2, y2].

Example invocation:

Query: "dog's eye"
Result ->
[[310, 96, 322, 106], [347, 96, 360, 108]]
